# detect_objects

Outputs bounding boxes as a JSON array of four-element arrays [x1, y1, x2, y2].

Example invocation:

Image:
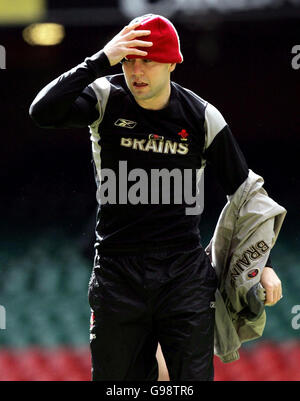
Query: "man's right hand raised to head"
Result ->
[[103, 22, 153, 66]]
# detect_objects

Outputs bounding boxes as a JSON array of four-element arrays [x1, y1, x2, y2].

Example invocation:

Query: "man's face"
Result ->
[[122, 58, 176, 108]]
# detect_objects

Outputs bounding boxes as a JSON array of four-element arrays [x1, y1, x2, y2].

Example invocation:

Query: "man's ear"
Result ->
[[169, 63, 176, 72]]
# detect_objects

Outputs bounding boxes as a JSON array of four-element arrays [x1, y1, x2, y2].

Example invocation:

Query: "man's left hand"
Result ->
[[260, 267, 282, 306]]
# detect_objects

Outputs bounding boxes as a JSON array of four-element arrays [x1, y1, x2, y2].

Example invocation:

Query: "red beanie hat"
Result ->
[[126, 14, 183, 64]]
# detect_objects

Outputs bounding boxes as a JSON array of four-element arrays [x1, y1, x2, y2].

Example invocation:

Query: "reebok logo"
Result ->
[[114, 118, 137, 129]]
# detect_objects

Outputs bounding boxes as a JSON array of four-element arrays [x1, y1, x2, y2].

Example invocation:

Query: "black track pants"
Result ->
[[88, 246, 218, 381]]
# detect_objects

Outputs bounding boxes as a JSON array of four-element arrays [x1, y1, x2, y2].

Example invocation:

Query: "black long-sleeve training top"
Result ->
[[29, 50, 273, 266]]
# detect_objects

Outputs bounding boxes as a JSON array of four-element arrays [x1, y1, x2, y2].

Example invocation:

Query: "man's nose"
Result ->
[[132, 60, 144, 74]]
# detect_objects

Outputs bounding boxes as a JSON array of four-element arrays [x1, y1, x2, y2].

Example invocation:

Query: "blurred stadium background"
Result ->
[[0, 0, 300, 381]]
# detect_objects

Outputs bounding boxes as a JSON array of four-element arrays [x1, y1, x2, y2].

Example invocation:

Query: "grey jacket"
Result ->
[[206, 170, 286, 363]]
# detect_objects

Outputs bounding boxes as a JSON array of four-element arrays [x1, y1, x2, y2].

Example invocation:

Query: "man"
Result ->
[[29, 14, 282, 381]]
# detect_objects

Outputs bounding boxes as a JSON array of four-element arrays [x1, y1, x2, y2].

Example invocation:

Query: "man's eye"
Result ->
[[143, 59, 152, 63]]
